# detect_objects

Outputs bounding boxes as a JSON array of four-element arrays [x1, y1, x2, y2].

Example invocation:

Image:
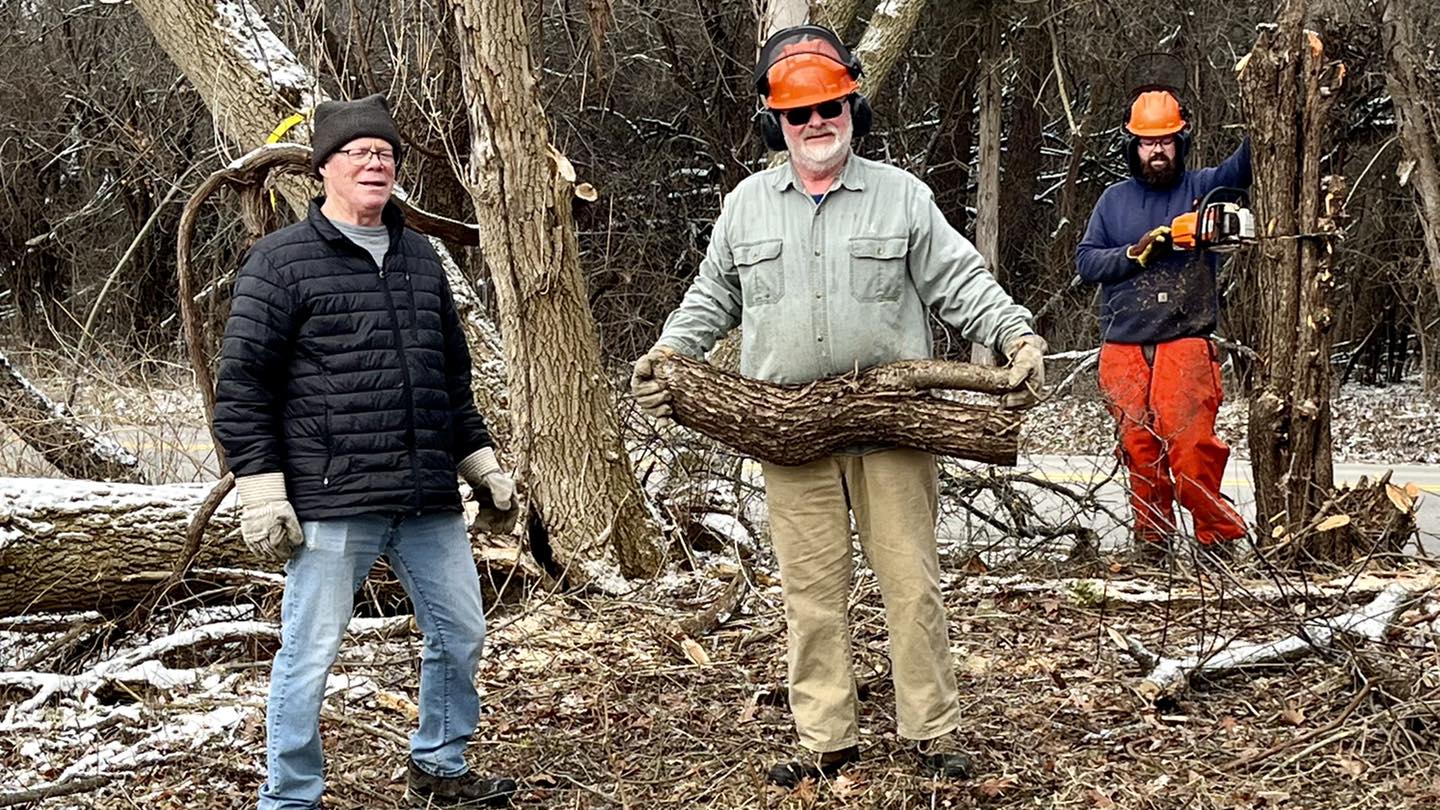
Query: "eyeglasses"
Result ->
[[781, 98, 846, 126], [337, 147, 396, 165], [1138, 136, 1175, 149]]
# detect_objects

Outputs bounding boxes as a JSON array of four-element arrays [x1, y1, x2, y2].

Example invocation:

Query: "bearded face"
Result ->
[[1138, 137, 1181, 187], [780, 100, 853, 177]]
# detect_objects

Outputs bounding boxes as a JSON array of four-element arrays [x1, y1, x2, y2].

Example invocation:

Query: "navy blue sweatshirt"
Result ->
[[1076, 139, 1251, 344]]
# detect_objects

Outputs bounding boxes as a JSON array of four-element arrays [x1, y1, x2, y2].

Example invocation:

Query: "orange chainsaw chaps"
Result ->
[[1169, 211, 1197, 250]]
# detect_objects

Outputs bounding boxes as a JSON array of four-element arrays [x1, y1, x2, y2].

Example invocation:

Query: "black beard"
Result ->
[[1141, 157, 1180, 187]]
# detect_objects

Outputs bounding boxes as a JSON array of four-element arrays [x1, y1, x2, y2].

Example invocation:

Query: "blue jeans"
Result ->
[[258, 512, 486, 810]]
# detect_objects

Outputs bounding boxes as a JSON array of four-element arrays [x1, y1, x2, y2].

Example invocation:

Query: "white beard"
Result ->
[[786, 117, 852, 176]]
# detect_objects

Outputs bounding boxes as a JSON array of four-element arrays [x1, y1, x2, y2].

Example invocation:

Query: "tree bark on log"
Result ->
[[0, 352, 147, 484], [653, 353, 1021, 466], [0, 478, 244, 617], [0, 477, 538, 618], [450, 0, 665, 581], [1238, 2, 1346, 552]]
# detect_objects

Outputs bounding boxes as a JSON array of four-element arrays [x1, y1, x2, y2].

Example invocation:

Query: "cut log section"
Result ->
[[1111, 577, 1437, 700], [652, 353, 1023, 467], [0, 477, 537, 617]]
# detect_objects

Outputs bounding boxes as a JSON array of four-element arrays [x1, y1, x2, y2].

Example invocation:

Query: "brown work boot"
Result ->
[[912, 733, 972, 780], [406, 758, 516, 807], [766, 745, 859, 788]]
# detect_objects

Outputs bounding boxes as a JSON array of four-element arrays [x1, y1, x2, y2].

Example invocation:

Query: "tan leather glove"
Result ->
[[234, 472, 303, 563], [629, 346, 675, 421], [459, 447, 520, 534], [1125, 225, 1173, 268], [1002, 334, 1048, 409]]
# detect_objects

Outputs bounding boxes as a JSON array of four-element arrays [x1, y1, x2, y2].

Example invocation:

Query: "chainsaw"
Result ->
[[1170, 186, 1256, 253]]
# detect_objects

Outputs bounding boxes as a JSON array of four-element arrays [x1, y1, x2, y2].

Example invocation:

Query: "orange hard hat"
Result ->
[[764, 39, 859, 109], [1126, 91, 1185, 137]]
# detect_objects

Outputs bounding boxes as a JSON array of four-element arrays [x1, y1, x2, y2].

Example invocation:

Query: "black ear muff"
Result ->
[[759, 110, 787, 151], [1123, 135, 1143, 179], [850, 94, 872, 139]]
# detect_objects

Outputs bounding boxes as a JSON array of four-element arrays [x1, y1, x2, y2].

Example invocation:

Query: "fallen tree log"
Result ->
[[0, 352, 147, 484], [652, 353, 1022, 466], [1112, 577, 1438, 700], [0, 477, 536, 617]]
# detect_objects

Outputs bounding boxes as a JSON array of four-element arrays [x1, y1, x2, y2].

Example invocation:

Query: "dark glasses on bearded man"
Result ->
[[781, 98, 847, 126]]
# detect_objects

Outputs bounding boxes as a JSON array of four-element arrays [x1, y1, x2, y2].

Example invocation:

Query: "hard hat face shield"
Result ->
[[754, 26, 861, 110]]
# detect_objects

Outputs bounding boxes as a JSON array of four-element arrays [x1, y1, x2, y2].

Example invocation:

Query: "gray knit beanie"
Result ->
[[310, 94, 403, 175]]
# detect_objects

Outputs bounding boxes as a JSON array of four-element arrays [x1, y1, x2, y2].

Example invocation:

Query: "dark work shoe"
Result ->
[[913, 734, 972, 780], [1196, 540, 1237, 575], [766, 745, 860, 788], [1132, 537, 1172, 568], [406, 759, 517, 807]]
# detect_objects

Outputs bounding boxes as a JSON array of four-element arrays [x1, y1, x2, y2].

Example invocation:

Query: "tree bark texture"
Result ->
[[0, 478, 243, 616], [0, 352, 147, 485], [450, 0, 665, 580], [1379, 0, 1440, 377], [1238, 2, 1345, 552], [971, 17, 1003, 366], [653, 353, 1021, 466]]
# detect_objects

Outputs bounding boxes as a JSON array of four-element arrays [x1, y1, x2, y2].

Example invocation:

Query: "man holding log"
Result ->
[[629, 25, 1045, 786]]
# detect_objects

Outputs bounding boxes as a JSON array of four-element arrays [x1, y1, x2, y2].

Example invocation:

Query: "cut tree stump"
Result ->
[[652, 353, 1023, 466]]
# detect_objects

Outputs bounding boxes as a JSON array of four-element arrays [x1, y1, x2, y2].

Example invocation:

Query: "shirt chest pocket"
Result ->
[[848, 235, 909, 302], [733, 239, 786, 307]]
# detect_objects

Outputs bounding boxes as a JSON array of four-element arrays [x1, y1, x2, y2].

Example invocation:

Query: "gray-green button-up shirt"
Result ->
[[655, 154, 1033, 384]]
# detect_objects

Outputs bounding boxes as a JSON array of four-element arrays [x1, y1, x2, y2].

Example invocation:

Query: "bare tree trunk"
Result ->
[[0, 351, 147, 484], [450, 0, 664, 581], [1239, 1, 1346, 556], [761, 0, 808, 36], [1379, 0, 1440, 390], [132, 0, 512, 444], [971, 18, 1003, 366]]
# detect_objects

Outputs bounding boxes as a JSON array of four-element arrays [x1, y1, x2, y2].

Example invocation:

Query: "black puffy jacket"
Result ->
[[213, 200, 492, 520]]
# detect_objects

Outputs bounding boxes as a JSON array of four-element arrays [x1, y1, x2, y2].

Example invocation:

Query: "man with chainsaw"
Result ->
[[213, 94, 518, 808], [628, 25, 1044, 786], [1076, 86, 1252, 565]]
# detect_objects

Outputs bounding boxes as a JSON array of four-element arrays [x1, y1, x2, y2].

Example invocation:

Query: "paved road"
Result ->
[[984, 454, 1439, 552]]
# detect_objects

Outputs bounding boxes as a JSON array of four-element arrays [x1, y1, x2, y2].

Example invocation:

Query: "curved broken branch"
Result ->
[[653, 353, 1023, 466]]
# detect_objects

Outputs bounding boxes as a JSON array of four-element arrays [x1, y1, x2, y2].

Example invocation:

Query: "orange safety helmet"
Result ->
[[1125, 90, 1185, 137], [765, 44, 858, 109], [756, 26, 860, 110]]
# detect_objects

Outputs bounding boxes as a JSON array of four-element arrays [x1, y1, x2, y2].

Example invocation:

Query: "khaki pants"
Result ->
[[761, 448, 960, 752]]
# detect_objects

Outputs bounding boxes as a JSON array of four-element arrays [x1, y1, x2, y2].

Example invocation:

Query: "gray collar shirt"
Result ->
[[655, 153, 1035, 384]]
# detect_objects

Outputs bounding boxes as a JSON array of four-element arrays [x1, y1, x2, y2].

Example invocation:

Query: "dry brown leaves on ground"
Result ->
[[4, 563, 1440, 809]]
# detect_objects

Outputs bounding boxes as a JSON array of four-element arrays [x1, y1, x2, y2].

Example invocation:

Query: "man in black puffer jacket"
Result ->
[[214, 94, 517, 809]]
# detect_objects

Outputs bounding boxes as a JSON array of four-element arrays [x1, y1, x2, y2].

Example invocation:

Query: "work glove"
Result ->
[[458, 446, 520, 534], [1125, 225, 1173, 268], [234, 472, 303, 563], [1002, 333, 1048, 409], [630, 346, 675, 422]]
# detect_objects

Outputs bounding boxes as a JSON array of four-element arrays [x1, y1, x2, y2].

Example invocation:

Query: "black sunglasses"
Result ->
[[781, 98, 847, 126]]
